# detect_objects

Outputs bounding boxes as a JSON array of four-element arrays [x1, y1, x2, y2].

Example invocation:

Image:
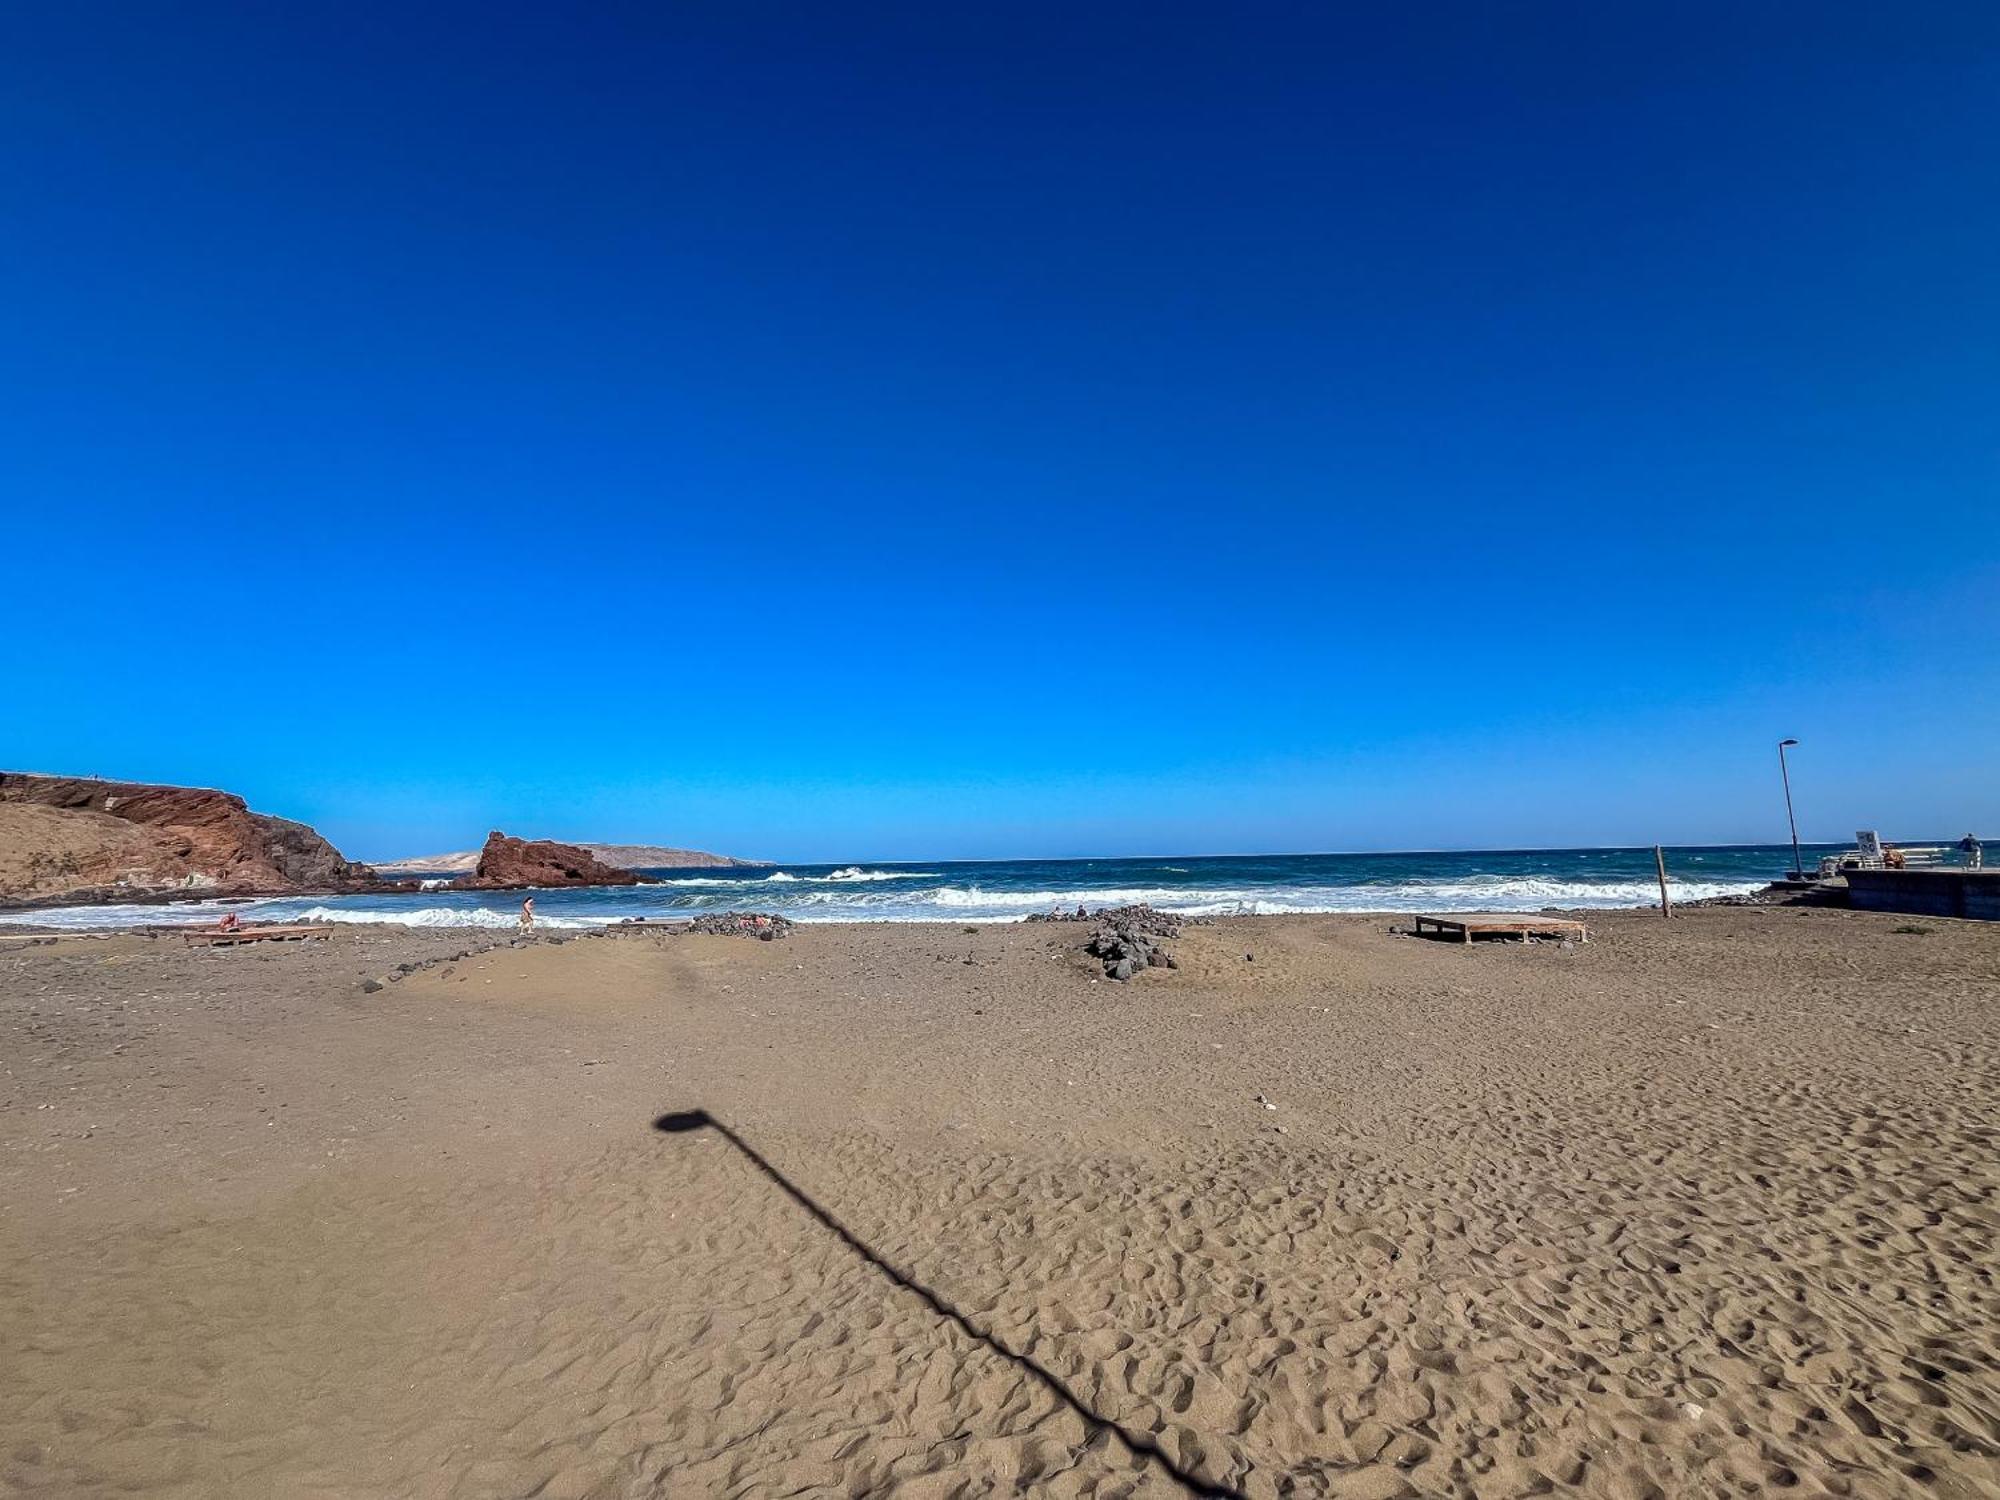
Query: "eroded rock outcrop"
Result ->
[[451, 831, 659, 890], [0, 772, 377, 906]]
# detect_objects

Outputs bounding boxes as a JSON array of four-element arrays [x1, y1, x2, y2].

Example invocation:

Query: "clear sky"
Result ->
[[3, 3, 1995, 862]]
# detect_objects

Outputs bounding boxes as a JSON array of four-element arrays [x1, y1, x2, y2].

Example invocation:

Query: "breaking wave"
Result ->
[[656, 867, 938, 888], [0, 848, 1797, 929], [897, 876, 1761, 918], [0, 901, 255, 930], [290, 904, 603, 930]]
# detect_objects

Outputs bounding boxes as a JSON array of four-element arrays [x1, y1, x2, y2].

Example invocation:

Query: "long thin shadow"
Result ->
[[653, 1108, 1247, 1499]]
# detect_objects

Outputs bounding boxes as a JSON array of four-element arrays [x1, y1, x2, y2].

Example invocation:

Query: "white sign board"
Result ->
[[1856, 830, 1883, 860]]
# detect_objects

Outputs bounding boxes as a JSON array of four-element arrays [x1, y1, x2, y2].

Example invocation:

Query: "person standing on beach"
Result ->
[[1962, 833, 1984, 869], [520, 895, 535, 933]]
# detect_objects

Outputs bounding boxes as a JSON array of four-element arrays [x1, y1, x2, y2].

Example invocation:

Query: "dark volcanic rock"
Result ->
[[1087, 921, 1178, 979], [1026, 903, 1197, 933], [1029, 904, 1196, 979], [452, 832, 658, 890], [680, 911, 794, 939], [1683, 880, 1848, 909]]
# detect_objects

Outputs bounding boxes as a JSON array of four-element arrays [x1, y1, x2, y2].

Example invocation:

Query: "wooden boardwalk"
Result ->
[[182, 924, 333, 948], [1413, 912, 1589, 944]]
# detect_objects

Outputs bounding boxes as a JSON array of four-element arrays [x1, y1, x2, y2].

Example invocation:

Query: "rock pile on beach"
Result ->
[[1088, 921, 1177, 980], [1684, 881, 1847, 909], [1026, 903, 1202, 931], [1029, 904, 1193, 980], [682, 911, 793, 940]]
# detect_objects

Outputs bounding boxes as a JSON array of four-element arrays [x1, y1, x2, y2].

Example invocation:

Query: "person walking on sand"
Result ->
[[1962, 833, 1984, 869], [519, 895, 535, 934]]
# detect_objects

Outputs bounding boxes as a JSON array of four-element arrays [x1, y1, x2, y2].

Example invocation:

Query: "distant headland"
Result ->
[[373, 843, 768, 875]]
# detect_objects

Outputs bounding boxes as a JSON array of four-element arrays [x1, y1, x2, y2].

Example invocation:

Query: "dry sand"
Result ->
[[2, 909, 1997, 1498]]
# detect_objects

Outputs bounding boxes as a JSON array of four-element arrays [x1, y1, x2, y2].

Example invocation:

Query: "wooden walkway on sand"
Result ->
[[182, 924, 333, 948], [1414, 912, 1589, 944]]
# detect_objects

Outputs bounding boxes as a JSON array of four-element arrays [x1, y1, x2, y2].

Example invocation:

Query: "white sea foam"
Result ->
[[0, 871, 1773, 930], [898, 876, 1763, 917], [930, 884, 1194, 909], [0, 901, 250, 930], [659, 868, 936, 887], [1342, 877, 1763, 910], [289, 905, 603, 929]]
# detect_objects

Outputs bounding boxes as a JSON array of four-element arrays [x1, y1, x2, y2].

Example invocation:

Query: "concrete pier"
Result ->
[[1845, 869, 2000, 922]]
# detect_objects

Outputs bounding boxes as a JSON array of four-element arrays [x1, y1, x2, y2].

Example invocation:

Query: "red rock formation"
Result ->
[[0, 772, 377, 906], [452, 831, 659, 889]]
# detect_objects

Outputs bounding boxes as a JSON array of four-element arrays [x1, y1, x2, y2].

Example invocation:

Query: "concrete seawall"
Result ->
[[1845, 869, 2000, 922]]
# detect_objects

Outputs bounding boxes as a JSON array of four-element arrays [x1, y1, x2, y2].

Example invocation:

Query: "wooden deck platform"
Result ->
[[182, 924, 334, 948], [1413, 912, 1589, 944]]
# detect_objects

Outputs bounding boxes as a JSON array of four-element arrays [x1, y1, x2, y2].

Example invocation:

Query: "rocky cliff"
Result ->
[[0, 772, 377, 907], [450, 832, 661, 890]]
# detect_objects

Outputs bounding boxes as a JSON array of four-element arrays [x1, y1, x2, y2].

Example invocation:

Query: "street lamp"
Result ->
[[1778, 738, 1803, 879]]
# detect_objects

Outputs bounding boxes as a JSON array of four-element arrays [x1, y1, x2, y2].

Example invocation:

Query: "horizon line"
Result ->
[[362, 837, 1863, 866]]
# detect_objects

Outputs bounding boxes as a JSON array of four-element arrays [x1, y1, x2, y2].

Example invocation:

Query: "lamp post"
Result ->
[[1778, 738, 1803, 879]]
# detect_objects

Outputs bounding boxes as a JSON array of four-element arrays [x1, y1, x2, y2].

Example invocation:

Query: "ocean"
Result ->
[[1, 843, 1835, 930]]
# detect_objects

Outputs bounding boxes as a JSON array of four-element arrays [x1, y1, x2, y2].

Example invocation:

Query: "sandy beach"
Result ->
[[3, 909, 1996, 1498]]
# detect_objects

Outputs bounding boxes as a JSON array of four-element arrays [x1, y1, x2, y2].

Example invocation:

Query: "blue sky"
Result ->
[[3, 2, 1995, 861]]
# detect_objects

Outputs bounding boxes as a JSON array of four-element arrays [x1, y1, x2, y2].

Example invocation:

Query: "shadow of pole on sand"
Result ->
[[652, 1109, 1247, 1499]]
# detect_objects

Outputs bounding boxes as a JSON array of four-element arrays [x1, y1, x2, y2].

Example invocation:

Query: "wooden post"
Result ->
[[1654, 845, 1672, 919]]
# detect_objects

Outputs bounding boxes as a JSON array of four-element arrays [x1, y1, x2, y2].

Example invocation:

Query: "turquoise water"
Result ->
[[2, 844, 1844, 929]]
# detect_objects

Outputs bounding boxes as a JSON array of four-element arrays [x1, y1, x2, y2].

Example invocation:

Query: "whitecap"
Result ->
[[290, 904, 600, 930]]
